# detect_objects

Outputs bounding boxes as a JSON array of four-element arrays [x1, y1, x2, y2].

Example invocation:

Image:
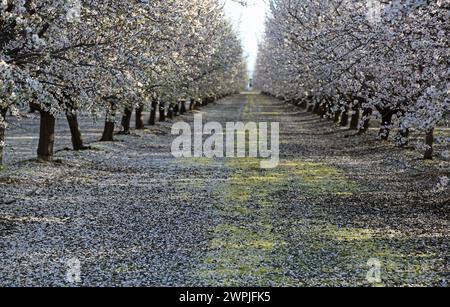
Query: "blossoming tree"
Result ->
[[0, 0, 245, 164], [255, 0, 449, 159]]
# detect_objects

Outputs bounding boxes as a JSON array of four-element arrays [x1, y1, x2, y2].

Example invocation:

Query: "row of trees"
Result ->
[[0, 0, 246, 165], [254, 0, 449, 159]]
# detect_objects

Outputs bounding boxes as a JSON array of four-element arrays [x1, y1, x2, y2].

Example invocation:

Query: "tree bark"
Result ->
[[349, 109, 360, 130], [318, 104, 327, 117], [173, 102, 180, 117], [0, 109, 7, 166], [424, 129, 434, 160], [299, 100, 307, 109], [180, 101, 187, 114], [313, 103, 320, 114], [189, 99, 194, 111], [195, 99, 201, 110], [135, 106, 145, 129], [379, 111, 393, 140], [100, 113, 115, 142], [66, 112, 87, 150], [167, 105, 174, 120], [37, 109, 56, 162], [396, 128, 410, 147], [334, 110, 342, 123], [120, 109, 132, 135], [159, 101, 166, 122], [149, 100, 158, 125], [340, 108, 349, 127], [359, 109, 372, 135]]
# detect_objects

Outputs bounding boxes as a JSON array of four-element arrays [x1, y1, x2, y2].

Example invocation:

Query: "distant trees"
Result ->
[[255, 0, 449, 159], [0, 0, 246, 164]]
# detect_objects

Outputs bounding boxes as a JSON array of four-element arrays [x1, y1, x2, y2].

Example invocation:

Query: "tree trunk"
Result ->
[[334, 110, 342, 123], [149, 100, 158, 125], [174, 102, 180, 116], [307, 103, 314, 112], [66, 112, 87, 150], [325, 104, 333, 119], [0, 109, 7, 166], [379, 111, 393, 140], [121, 109, 132, 135], [189, 99, 194, 111], [136, 106, 145, 130], [424, 129, 434, 160], [359, 109, 372, 135], [101, 120, 115, 142], [340, 108, 349, 127], [167, 105, 174, 120], [318, 104, 327, 117], [396, 128, 410, 147], [180, 101, 187, 114], [37, 109, 56, 162], [159, 101, 166, 122], [313, 103, 320, 114], [299, 100, 307, 109], [349, 109, 360, 130]]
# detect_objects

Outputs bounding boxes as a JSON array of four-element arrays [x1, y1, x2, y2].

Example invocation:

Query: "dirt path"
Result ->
[[0, 93, 449, 286]]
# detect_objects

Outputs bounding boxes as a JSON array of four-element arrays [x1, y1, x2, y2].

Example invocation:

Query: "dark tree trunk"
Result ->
[[189, 99, 194, 111], [136, 106, 145, 130], [359, 109, 372, 135], [325, 104, 333, 119], [424, 129, 434, 160], [299, 100, 307, 109], [379, 111, 393, 140], [0, 109, 7, 166], [101, 120, 115, 142], [318, 104, 327, 117], [180, 101, 187, 114], [307, 104, 314, 112], [167, 106, 174, 120], [120, 109, 132, 135], [340, 108, 349, 127], [66, 112, 87, 150], [334, 110, 342, 123], [349, 109, 360, 130], [159, 101, 166, 122], [149, 100, 158, 125], [313, 103, 320, 114], [37, 109, 56, 162], [173, 103, 180, 117], [396, 128, 410, 147]]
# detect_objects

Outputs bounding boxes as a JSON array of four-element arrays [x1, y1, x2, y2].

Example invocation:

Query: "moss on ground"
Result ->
[[195, 95, 361, 286]]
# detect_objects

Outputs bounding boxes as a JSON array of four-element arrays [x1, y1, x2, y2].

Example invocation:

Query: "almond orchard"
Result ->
[[0, 0, 246, 164], [255, 0, 449, 159]]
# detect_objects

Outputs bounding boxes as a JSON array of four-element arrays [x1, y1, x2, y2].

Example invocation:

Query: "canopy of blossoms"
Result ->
[[254, 0, 449, 158], [0, 0, 246, 162]]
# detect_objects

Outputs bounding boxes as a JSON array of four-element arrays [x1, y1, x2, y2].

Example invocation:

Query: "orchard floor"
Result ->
[[0, 93, 449, 287]]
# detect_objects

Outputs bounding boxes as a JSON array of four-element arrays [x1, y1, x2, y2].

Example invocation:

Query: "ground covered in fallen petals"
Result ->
[[0, 93, 449, 286]]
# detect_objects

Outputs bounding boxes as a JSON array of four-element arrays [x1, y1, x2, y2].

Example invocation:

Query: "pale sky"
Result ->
[[224, 0, 268, 77]]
